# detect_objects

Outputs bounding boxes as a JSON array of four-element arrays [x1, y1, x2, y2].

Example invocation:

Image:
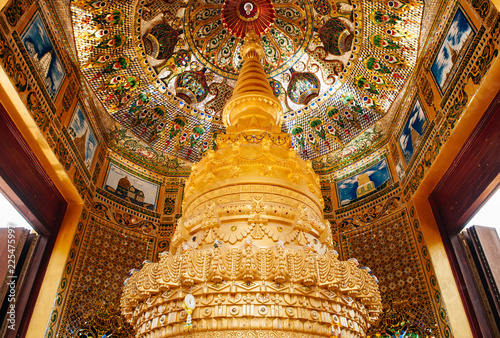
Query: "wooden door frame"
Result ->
[[429, 90, 500, 337], [0, 67, 83, 338]]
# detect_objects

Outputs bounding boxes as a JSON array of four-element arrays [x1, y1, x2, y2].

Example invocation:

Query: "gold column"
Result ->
[[412, 53, 500, 338]]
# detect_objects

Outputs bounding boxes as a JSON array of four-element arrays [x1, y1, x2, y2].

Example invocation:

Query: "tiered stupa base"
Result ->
[[121, 31, 382, 338], [124, 251, 378, 338], [121, 134, 381, 338]]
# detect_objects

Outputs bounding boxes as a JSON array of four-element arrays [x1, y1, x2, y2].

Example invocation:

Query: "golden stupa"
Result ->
[[121, 31, 382, 338]]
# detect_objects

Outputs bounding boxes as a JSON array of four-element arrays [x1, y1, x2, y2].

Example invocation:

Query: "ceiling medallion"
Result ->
[[184, 0, 313, 80], [221, 0, 275, 37]]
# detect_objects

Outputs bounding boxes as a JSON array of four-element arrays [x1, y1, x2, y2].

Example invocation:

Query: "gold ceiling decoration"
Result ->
[[121, 32, 382, 338], [71, 0, 424, 162]]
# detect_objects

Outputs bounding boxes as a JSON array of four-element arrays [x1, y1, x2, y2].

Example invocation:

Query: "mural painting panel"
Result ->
[[336, 158, 391, 207], [399, 99, 428, 166], [68, 103, 98, 169], [21, 13, 66, 100], [104, 163, 160, 211], [431, 7, 475, 94]]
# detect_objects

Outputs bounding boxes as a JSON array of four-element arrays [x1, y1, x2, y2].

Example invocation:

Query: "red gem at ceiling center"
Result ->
[[221, 0, 276, 38]]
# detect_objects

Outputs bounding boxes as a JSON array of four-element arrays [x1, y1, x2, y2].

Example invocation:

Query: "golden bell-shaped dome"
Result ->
[[180, 31, 326, 252], [121, 30, 382, 338]]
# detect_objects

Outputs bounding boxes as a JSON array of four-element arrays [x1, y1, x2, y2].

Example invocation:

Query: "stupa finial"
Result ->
[[122, 29, 382, 338], [240, 30, 264, 60], [222, 30, 283, 133]]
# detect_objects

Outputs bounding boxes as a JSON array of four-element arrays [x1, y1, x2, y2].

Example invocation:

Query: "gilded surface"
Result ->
[[69, 0, 426, 160], [121, 33, 382, 338], [0, 0, 496, 336]]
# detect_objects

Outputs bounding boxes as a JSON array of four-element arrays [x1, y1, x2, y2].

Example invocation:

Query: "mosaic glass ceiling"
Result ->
[[71, 0, 424, 162]]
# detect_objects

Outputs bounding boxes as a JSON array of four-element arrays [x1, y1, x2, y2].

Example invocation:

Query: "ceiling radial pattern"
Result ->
[[72, 0, 423, 162], [221, 0, 276, 38]]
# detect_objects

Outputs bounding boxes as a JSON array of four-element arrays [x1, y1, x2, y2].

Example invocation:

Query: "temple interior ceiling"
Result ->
[[3, 0, 497, 335], [69, 0, 439, 166]]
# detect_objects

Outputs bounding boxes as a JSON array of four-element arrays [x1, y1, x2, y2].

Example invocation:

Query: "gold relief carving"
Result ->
[[250, 217, 266, 239], [128, 286, 374, 336], [219, 204, 251, 217], [204, 229, 217, 245], [287, 168, 300, 183], [138, 330, 331, 338], [230, 165, 242, 177], [183, 136, 323, 209], [186, 186, 322, 218], [250, 195, 265, 213], [92, 201, 158, 235], [171, 220, 190, 249], [123, 33, 381, 338], [248, 195, 268, 240], [207, 248, 225, 283], [389, 140, 399, 162], [216, 222, 251, 244], [202, 172, 215, 184], [334, 189, 404, 232], [418, 75, 434, 108], [319, 220, 334, 250], [180, 198, 326, 249], [123, 247, 381, 320], [202, 201, 220, 230], [262, 223, 298, 244], [200, 202, 220, 245], [357, 196, 403, 224], [184, 185, 195, 201], [62, 80, 78, 112]]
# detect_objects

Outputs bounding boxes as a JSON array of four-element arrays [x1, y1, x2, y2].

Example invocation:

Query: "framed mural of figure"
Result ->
[[336, 158, 391, 207], [399, 98, 428, 166], [103, 163, 160, 211], [431, 6, 475, 95], [21, 12, 66, 100], [68, 103, 98, 169]]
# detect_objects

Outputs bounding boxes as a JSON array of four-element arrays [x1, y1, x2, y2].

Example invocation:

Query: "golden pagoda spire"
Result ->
[[223, 30, 282, 133], [121, 27, 382, 338]]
